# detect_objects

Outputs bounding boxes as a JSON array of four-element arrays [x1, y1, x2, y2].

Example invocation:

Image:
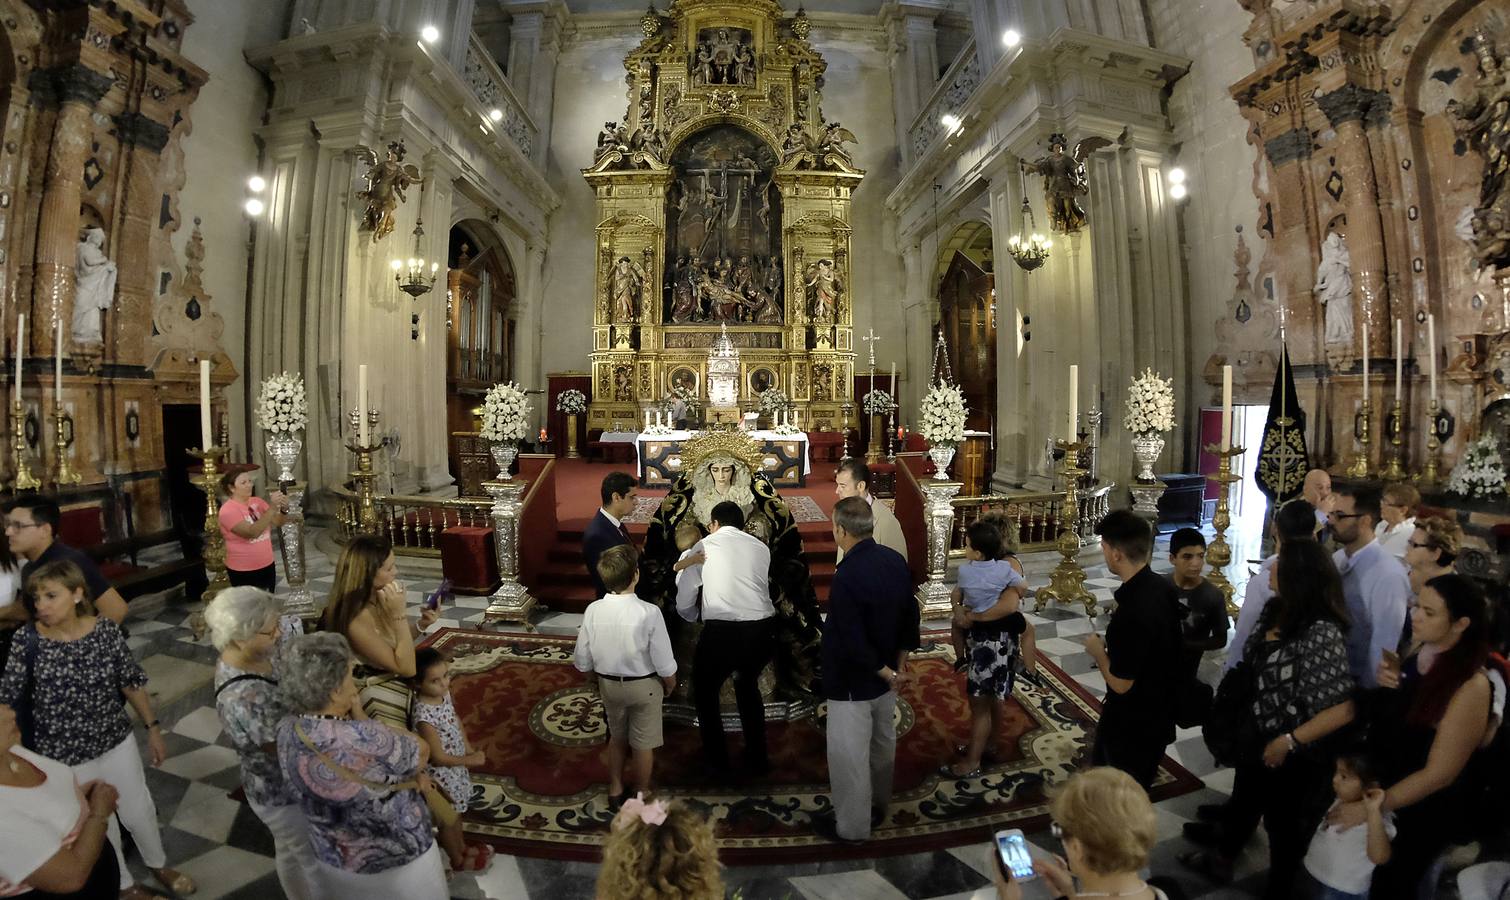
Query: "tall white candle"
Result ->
[[199, 359, 212, 448], [1425, 314, 1437, 401], [1394, 318, 1403, 404], [889, 360, 896, 393], [53, 320, 62, 401], [358, 364, 369, 445], [1068, 365, 1078, 438], [1221, 364, 1233, 452], [14, 314, 23, 406], [1361, 315, 1370, 409]]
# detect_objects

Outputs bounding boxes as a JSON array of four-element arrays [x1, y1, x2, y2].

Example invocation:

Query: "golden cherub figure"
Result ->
[[356, 140, 422, 243]]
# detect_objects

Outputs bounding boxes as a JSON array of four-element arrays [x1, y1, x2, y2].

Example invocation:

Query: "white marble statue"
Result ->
[[1313, 231, 1354, 352], [73, 227, 117, 344]]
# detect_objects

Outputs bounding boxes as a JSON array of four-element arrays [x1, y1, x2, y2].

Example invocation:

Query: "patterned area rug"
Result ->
[[428, 628, 1202, 864], [621, 494, 828, 525]]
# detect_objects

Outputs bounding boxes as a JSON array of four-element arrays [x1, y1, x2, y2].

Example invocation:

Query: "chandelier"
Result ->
[[1007, 196, 1050, 272], [391, 216, 439, 298]]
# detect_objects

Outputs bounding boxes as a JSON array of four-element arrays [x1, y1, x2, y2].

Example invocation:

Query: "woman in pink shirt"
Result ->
[[218, 470, 286, 592]]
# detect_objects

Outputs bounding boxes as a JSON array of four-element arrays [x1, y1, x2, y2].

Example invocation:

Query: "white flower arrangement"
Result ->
[[862, 389, 894, 416], [555, 389, 586, 416], [643, 422, 675, 436], [481, 382, 531, 443], [758, 388, 791, 414], [1123, 368, 1175, 435], [255, 372, 308, 435], [1447, 433, 1507, 500], [668, 383, 701, 413], [919, 381, 967, 445]]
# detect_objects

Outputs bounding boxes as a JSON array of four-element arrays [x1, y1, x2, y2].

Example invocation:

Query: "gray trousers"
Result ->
[[825, 692, 897, 841]]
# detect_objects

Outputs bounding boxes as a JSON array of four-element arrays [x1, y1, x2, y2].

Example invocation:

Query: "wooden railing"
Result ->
[[950, 482, 1116, 556]]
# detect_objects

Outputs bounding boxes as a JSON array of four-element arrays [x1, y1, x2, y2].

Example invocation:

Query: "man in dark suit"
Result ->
[[584, 472, 639, 599]]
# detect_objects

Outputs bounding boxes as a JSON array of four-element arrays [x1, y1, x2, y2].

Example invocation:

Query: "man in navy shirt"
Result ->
[[5, 497, 127, 624], [813, 496, 919, 844], [583, 472, 638, 599]]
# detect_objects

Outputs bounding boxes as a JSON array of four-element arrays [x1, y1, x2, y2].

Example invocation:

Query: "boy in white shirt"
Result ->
[[573, 544, 677, 806], [1303, 751, 1394, 899]]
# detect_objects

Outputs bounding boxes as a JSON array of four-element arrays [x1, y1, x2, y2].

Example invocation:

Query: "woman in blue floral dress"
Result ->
[[276, 632, 446, 898]]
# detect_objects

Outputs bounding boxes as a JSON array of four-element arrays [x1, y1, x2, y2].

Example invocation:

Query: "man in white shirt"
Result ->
[[675, 501, 777, 774], [833, 460, 908, 564], [1329, 483, 1410, 687], [574, 545, 676, 803]]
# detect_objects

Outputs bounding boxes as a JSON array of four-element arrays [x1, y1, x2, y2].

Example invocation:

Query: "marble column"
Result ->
[[29, 65, 114, 358], [110, 113, 172, 368], [880, 4, 940, 169], [514, 242, 548, 431], [1317, 85, 1393, 368], [506, 5, 563, 172]]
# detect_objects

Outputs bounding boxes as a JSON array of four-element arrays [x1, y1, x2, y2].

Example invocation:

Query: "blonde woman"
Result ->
[[596, 795, 723, 900], [1033, 767, 1170, 900], [319, 535, 438, 728], [1404, 515, 1461, 596]]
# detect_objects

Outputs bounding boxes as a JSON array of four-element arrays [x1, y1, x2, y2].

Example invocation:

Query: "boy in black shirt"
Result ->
[[1084, 510, 1183, 788], [1168, 528, 1228, 683]]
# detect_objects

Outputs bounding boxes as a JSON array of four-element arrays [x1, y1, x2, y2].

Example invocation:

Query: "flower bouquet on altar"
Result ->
[[919, 381, 967, 479], [862, 389, 894, 416], [1447, 433, 1507, 500], [667, 383, 701, 417], [555, 388, 586, 416], [758, 387, 791, 415], [482, 382, 530, 479], [257, 372, 308, 482], [1124, 368, 1174, 483]]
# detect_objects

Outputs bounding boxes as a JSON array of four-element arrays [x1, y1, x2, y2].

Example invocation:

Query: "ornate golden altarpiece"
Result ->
[[583, 0, 861, 432]]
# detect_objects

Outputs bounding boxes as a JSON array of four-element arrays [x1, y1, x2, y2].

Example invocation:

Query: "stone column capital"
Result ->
[[1263, 128, 1312, 166], [27, 64, 114, 108], [115, 112, 171, 153], [1316, 84, 1391, 129]]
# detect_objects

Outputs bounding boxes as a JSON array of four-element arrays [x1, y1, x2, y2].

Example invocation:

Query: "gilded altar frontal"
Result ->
[[584, 0, 862, 433]]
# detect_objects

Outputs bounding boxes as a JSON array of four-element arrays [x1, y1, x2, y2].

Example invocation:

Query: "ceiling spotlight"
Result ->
[[247, 175, 266, 192], [488, 108, 503, 122], [243, 197, 265, 216], [1002, 29, 1021, 47], [1169, 182, 1188, 200], [940, 113, 961, 132], [1167, 167, 1186, 185], [420, 24, 440, 43]]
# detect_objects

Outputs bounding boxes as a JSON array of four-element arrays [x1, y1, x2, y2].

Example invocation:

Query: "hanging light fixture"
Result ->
[[392, 216, 440, 298], [1007, 166, 1050, 272]]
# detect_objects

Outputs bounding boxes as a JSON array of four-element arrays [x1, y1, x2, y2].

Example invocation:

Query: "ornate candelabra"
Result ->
[[483, 450, 537, 629], [915, 475, 962, 619], [1036, 439, 1097, 617], [1204, 444, 1245, 618], [866, 413, 883, 464], [1415, 402, 1451, 488], [9, 402, 40, 491], [50, 404, 80, 486], [191, 446, 231, 602], [1346, 399, 1372, 479], [346, 436, 384, 536], [1380, 400, 1407, 482]]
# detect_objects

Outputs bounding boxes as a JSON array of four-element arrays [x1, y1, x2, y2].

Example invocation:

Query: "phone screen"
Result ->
[[995, 829, 1035, 881]]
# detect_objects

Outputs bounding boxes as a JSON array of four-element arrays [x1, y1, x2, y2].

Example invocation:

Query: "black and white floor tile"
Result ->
[[102, 526, 1443, 899]]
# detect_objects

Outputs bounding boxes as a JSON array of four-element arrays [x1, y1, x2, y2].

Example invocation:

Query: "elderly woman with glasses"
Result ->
[[1375, 483, 1420, 560], [1012, 767, 1170, 900], [275, 633, 446, 898], [1404, 515, 1460, 596], [205, 588, 316, 900]]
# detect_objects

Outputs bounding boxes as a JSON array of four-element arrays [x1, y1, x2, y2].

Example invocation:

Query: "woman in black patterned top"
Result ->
[[1180, 540, 1356, 898], [0, 560, 194, 900]]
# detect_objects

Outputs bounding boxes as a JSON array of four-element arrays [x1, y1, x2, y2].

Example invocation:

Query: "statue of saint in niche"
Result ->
[[692, 28, 754, 85], [804, 258, 841, 323], [664, 126, 784, 324], [73, 227, 116, 345], [611, 256, 647, 322]]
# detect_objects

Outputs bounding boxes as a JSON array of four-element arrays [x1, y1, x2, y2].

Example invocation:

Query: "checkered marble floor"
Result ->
[[111, 526, 1307, 899]]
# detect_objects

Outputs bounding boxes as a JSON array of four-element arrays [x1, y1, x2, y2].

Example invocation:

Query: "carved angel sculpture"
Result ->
[[356, 141, 421, 243], [804, 258, 841, 323], [818, 121, 858, 159], [1023, 133, 1112, 234]]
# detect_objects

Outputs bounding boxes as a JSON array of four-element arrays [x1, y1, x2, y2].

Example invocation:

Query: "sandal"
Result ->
[[152, 868, 196, 895], [455, 843, 494, 873], [952, 659, 968, 672], [938, 762, 981, 779], [1176, 849, 1233, 883], [952, 745, 1001, 765]]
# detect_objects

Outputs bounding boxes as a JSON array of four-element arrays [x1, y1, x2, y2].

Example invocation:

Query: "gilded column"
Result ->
[[1317, 85, 1393, 366], [29, 65, 114, 358]]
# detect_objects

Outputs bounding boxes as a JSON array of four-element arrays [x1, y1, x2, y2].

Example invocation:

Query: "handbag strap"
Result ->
[[215, 673, 276, 699], [292, 721, 419, 795]]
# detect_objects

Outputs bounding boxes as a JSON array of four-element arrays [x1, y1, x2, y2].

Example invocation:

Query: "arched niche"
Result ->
[[935, 221, 996, 437], [444, 219, 517, 439]]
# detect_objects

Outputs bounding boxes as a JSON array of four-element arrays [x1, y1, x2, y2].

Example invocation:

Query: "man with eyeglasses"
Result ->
[[1328, 483, 1409, 687], [4, 497, 128, 625]]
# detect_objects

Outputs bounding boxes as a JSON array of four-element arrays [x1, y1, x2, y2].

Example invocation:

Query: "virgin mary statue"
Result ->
[[642, 431, 822, 708]]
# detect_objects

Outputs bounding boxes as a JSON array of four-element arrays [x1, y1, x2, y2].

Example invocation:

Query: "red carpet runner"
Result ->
[[427, 628, 1203, 864]]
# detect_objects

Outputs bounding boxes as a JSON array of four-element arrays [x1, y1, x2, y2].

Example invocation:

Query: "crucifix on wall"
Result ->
[[684, 161, 763, 259], [860, 327, 880, 369]]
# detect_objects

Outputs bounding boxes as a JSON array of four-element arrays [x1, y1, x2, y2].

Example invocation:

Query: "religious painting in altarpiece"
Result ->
[[584, 0, 862, 435]]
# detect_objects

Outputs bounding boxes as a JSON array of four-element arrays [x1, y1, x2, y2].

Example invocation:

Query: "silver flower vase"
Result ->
[[265, 433, 303, 483], [491, 441, 518, 480], [928, 443, 956, 480], [1131, 432, 1165, 484]]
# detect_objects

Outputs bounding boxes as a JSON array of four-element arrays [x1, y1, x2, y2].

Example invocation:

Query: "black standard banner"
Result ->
[[1255, 343, 1309, 503]]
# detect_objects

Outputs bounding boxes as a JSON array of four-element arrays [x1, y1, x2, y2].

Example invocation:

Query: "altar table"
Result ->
[[608, 430, 810, 488]]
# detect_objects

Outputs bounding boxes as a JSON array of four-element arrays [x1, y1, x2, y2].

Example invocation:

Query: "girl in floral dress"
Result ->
[[410, 648, 492, 873]]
